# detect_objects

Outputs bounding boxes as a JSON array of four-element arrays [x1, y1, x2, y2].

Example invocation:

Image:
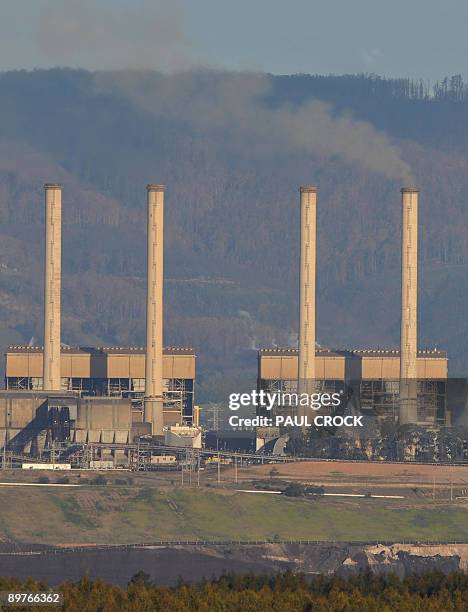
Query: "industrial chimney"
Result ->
[[43, 183, 62, 391], [298, 186, 317, 398], [400, 187, 419, 424], [144, 184, 165, 435]]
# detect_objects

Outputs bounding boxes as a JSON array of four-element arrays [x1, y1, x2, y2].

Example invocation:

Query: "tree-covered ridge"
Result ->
[[2, 70, 468, 395]]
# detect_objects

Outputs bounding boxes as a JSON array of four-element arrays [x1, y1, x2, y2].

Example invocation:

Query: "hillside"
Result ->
[[0, 484, 467, 545], [0, 70, 468, 397]]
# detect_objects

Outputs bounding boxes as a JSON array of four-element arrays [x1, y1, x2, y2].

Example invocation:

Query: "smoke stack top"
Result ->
[[401, 187, 419, 193], [300, 185, 318, 193], [147, 184, 166, 192]]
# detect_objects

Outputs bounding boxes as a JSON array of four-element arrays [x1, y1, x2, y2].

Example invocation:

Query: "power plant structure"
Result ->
[[1, 183, 196, 456], [298, 186, 317, 389], [399, 188, 419, 424], [0, 179, 451, 461], [257, 347, 448, 426], [43, 184, 62, 392], [144, 184, 165, 436], [5, 346, 195, 420], [257, 186, 449, 432]]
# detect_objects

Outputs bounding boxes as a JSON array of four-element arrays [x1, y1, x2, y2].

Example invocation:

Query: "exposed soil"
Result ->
[[233, 460, 468, 486], [0, 542, 465, 586]]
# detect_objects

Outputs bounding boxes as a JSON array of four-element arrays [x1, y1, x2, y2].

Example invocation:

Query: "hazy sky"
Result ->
[[0, 0, 466, 80]]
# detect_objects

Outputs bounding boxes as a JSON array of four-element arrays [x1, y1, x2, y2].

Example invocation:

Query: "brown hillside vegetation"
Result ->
[[2, 71, 468, 398]]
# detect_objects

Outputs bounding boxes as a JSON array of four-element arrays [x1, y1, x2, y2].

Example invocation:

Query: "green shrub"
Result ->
[[90, 475, 107, 486], [305, 485, 325, 496], [283, 483, 305, 497]]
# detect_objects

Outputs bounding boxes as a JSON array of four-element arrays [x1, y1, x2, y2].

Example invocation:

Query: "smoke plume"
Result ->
[[36, 0, 193, 72], [95, 70, 414, 183], [34, 2, 413, 182]]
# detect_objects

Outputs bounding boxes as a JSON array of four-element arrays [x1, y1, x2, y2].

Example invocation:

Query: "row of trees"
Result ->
[[0, 570, 466, 611], [274, 73, 468, 104]]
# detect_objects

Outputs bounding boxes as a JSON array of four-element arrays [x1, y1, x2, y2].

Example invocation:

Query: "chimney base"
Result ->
[[144, 397, 164, 436]]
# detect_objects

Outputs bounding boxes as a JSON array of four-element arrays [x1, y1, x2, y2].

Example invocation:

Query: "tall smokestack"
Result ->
[[144, 184, 165, 435], [43, 183, 62, 391], [400, 187, 419, 424], [298, 186, 317, 395]]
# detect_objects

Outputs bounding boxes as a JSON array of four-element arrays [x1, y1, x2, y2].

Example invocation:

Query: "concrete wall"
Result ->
[[0, 391, 131, 450], [74, 397, 132, 444], [0, 393, 48, 444], [259, 351, 448, 381], [259, 354, 347, 380]]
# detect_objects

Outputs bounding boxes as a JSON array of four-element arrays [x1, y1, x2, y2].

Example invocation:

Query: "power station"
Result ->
[[257, 186, 449, 433], [0, 180, 450, 460], [1, 183, 196, 456]]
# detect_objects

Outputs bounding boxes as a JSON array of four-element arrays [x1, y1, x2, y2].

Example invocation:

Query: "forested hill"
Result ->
[[0, 69, 468, 398]]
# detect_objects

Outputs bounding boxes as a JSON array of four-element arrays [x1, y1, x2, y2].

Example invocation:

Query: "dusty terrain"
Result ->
[[231, 460, 468, 490], [0, 464, 466, 584], [0, 542, 466, 586]]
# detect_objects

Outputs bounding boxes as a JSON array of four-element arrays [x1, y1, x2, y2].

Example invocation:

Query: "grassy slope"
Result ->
[[2, 486, 468, 545]]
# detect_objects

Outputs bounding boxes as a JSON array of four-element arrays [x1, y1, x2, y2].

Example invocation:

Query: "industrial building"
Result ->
[[0, 179, 451, 458], [0, 390, 132, 453], [0, 183, 199, 455], [257, 186, 449, 430], [5, 345, 195, 425], [257, 347, 448, 426]]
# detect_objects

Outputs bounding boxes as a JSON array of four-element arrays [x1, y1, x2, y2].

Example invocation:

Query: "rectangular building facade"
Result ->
[[258, 348, 448, 426], [0, 390, 133, 453], [5, 346, 196, 426]]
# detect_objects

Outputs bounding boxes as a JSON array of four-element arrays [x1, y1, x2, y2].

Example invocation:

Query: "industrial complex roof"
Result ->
[[6, 346, 195, 356], [258, 347, 448, 358]]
